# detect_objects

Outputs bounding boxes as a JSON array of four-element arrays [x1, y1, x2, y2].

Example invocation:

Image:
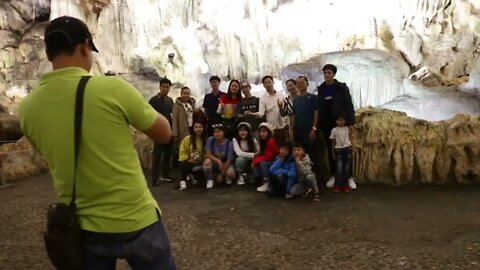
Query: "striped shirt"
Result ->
[[281, 96, 295, 116]]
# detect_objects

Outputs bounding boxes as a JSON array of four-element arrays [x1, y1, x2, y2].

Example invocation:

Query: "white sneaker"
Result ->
[[348, 177, 357, 190], [206, 180, 214, 189], [256, 183, 268, 192], [285, 193, 293, 199], [226, 177, 233, 185], [237, 174, 245, 185], [326, 176, 335, 188], [179, 180, 187, 190]]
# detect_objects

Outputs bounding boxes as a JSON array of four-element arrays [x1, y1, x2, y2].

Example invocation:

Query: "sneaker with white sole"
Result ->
[[237, 174, 245, 185], [256, 183, 268, 192], [348, 177, 357, 190], [206, 180, 214, 189], [161, 176, 173, 182], [285, 193, 293, 199], [179, 180, 187, 190], [326, 176, 335, 188], [226, 177, 233, 185]]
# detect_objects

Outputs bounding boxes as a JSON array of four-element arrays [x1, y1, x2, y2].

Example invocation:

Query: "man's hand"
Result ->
[[309, 129, 317, 140], [216, 160, 224, 170]]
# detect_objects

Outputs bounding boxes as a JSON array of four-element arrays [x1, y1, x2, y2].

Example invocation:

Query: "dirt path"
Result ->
[[1, 173, 479, 269]]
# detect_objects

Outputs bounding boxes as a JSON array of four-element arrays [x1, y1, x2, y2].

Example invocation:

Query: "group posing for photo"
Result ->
[[149, 64, 357, 201]]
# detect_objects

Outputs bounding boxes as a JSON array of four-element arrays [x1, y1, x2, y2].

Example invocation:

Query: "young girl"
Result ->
[[253, 122, 279, 192], [178, 121, 207, 190], [217, 80, 242, 139], [203, 124, 236, 188], [233, 122, 260, 185], [330, 114, 353, 193]]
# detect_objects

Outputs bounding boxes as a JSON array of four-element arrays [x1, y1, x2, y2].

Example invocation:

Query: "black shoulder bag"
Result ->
[[43, 76, 91, 270]]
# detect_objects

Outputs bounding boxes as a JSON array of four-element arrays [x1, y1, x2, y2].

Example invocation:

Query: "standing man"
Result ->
[[19, 16, 176, 269], [236, 81, 262, 137], [149, 78, 174, 185], [292, 76, 318, 157], [317, 64, 356, 189], [202, 75, 225, 136], [258, 75, 288, 146]]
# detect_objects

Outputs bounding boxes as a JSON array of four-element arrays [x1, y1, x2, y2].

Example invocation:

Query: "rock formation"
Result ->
[[351, 108, 480, 184], [0, 137, 48, 185]]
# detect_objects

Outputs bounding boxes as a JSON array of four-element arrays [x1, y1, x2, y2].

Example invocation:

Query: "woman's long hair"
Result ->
[[190, 120, 207, 151], [235, 125, 256, 153], [226, 80, 242, 100], [258, 127, 272, 155]]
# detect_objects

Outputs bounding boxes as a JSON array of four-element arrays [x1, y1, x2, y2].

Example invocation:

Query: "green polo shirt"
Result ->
[[19, 67, 159, 233]]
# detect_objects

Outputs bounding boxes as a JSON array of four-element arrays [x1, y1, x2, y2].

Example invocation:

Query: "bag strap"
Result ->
[[69, 76, 91, 210]]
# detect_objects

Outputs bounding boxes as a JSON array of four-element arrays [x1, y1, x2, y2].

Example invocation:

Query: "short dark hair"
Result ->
[[293, 141, 305, 150], [279, 141, 293, 152], [209, 75, 221, 83], [262, 75, 274, 83], [159, 78, 172, 86], [46, 36, 78, 60], [286, 79, 296, 85], [297, 75, 309, 84], [322, 64, 337, 74]]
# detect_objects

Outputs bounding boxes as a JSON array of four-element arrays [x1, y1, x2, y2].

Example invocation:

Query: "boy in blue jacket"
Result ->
[[268, 141, 297, 198]]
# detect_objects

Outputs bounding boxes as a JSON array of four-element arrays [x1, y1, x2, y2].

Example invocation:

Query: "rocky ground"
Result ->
[[1, 172, 480, 270]]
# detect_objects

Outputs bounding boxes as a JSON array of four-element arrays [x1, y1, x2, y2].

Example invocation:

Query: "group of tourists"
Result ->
[[149, 64, 357, 200]]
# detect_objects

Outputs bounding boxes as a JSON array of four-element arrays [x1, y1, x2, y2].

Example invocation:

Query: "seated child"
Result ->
[[203, 124, 236, 188], [291, 142, 320, 201], [178, 121, 206, 190], [252, 123, 279, 192], [232, 122, 259, 185], [268, 141, 297, 198]]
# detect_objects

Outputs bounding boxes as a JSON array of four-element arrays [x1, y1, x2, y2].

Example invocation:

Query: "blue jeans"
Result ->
[[82, 220, 176, 270], [253, 161, 273, 182], [334, 147, 352, 187]]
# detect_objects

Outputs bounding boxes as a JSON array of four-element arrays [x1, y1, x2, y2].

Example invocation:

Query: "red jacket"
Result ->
[[252, 138, 279, 166]]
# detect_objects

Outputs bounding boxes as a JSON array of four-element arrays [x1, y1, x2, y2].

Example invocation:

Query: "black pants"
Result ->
[[267, 173, 287, 197], [322, 126, 336, 176], [151, 139, 173, 182], [293, 126, 315, 158], [223, 118, 237, 140], [180, 161, 203, 181]]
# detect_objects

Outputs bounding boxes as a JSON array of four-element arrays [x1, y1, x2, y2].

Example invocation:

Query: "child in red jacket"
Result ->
[[253, 122, 279, 192]]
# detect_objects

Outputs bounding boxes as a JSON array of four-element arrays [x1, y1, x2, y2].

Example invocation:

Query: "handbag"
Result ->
[[43, 76, 91, 270]]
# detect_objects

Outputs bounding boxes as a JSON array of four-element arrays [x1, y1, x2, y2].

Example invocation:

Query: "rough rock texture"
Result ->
[[352, 107, 480, 184], [0, 137, 48, 184], [132, 130, 153, 170], [46, 0, 480, 96], [0, 0, 51, 114]]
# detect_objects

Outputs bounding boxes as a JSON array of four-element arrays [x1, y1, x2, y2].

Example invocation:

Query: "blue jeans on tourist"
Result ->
[[82, 219, 176, 270], [334, 147, 352, 187], [253, 161, 273, 182], [235, 156, 253, 174]]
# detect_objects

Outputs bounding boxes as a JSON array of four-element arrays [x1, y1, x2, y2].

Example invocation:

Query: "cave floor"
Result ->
[[1, 173, 480, 270]]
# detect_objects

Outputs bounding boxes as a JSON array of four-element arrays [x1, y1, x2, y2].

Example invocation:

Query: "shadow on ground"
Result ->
[[1, 173, 480, 269]]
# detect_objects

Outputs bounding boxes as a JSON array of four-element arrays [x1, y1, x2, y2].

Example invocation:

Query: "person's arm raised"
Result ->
[[113, 77, 172, 143], [142, 115, 172, 143]]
